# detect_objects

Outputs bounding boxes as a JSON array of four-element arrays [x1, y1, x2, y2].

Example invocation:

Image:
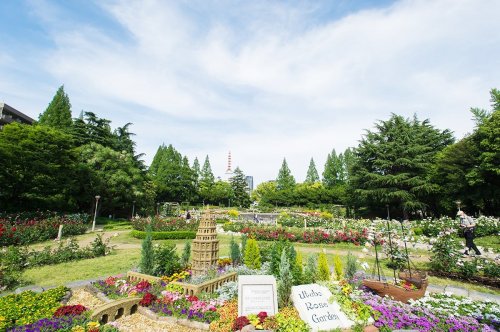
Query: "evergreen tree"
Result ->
[[323, 149, 343, 187], [295, 251, 304, 285], [113, 122, 136, 155], [303, 254, 318, 284], [317, 251, 330, 281], [192, 157, 201, 190], [230, 167, 251, 207], [140, 225, 154, 275], [276, 158, 296, 190], [244, 238, 261, 269], [277, 249, 293, 308], [305, 158, 320, 183], [180, 242, 191, 267], [39, 85, 72, 130], [200, 155, 215, 203], [230, 236, 241, 266], [350, 114, 453, 217]]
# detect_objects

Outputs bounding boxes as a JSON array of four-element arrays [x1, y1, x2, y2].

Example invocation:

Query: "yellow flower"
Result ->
[[71, 326, 85, 332], [87, 321, 100, 328]]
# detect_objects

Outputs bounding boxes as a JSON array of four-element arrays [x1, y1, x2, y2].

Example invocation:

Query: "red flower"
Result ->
[[233, 316, 250, 331], [257, 311, 268, 323], [187, 295, 199, 302], [53, 305, 88, 317], [139, 292, 157, 307]]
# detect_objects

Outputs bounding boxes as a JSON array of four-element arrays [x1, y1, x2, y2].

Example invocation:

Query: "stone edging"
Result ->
[[84, 284, 114, 303], [138, 306, 210, 331]]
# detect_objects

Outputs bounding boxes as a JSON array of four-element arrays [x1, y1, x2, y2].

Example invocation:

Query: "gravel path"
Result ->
[[67, 288, 104, 310], [114, 313, 204, 332]]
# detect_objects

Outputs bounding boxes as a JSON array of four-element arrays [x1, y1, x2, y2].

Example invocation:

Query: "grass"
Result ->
[[14, 230, 500, 295], [475, 235, 500, 251]]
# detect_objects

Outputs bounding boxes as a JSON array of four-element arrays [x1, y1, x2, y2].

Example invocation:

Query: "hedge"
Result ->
[[130, 230, 196, 240]]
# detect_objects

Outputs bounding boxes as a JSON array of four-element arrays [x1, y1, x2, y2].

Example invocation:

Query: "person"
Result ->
[[458, 210, 481, 256], [186, 211, 191, 220]]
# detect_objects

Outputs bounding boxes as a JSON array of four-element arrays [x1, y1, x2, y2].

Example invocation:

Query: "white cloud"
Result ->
[[4, 0, 499, 185]]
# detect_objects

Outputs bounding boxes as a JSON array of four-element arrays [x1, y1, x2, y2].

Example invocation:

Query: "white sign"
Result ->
[[291, 284, 353, 331], [238, 275, 278, 316]]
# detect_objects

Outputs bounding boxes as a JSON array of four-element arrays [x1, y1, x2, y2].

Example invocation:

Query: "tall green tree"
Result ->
[[305, 158, 320, 183], [192, 157, 201, 187], [276, 158, 295, 190], [350, 114, 453, 217], [38, 85, 72, 130], [230, 167, 251, 207], [323, 149, 344, 187], [200, 155, 215, 203], [252, 181, 278, 207], [0, 123, 78, 211]]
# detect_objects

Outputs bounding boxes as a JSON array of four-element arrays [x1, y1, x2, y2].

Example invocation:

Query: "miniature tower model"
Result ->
[[191, 209, 219, 276]]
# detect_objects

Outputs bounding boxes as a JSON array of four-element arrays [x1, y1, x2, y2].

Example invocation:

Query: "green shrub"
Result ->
[[344, 252, 358, 281], [244, 238, 261, 269], [131, 216, 198, 232], [153, 243, 181, 276], [333, 255, 343, 280], [180, 242, 191, 267], [413, 227, 423, 236], [429, 231, 461, 273], [483, 261, 500, 278], [130, 230, 196, 240], [140, 226, 154, 275], [230, 236, 241, 266], [277, 249, 293, 308], [303, 254, 318, 284], [317, 251, 330, 281]]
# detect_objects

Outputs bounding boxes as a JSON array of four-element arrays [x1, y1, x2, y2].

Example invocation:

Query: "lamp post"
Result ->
[[92, 195, 101, 232], [386, 204, 390, 221], [455, 200, 462, 211], [132, 200, 136, 219], [156, 202, 160, 216]]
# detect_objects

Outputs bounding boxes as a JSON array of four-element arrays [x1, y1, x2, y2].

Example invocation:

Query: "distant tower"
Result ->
[[224, 151, 234, 180], [191, 209, 219, 276]]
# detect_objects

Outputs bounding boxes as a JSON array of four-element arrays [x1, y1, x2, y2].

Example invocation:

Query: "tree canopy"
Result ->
[[38, 85, 72, 130]]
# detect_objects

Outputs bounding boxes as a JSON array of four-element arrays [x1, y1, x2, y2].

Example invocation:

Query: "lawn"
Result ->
[[18, 229, 500, 295]]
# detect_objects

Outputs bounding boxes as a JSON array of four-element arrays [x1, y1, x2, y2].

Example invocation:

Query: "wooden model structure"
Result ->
[[191, 209, 219, 276]]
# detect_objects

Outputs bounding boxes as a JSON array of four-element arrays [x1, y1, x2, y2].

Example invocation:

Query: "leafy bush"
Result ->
[[132, 216, 198, 232], [416, 215, 499, 238], [429, 230, 462, 272], [317, 252, 330, 281], [0, 213, 89, 246], [131, 230, 196, 240], [244, 238, 261, 269], [0, 286, 69, 330], [153, 243, 181, 277]]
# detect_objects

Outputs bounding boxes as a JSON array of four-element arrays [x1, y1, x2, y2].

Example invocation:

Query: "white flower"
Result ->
[[360, 262, 369, 270]]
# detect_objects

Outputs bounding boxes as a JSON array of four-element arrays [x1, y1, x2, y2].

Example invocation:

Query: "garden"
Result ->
[[0, 210, 499, 332]]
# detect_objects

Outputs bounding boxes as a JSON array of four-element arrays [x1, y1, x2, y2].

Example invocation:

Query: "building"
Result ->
[[0, 103, 35, 129], [245, 175, 254, 193]]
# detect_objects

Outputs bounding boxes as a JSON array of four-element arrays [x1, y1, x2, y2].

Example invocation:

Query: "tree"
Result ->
[[38, 85, 72, 130], [113, 122, 136, 155], [230, 167, 251, 207], [140, 225, 154, 275], [244, 238, 261, 269], [323, 149, 344, 187], [252, 181, 278, 207], [276, 158, 296, 190], [200, 155, 215, 203], [211, 180, 234, 206], [350, 114, 453, 217], [303, 254, 318, 284], [230, 236, 241, 266], [277, 249, 293, 308], [0, 123, 78, 211], [317, 251, 330, 281], [294, 251, 304, 285], [305, 158, 320, 183], [192, 157, 201, 191]]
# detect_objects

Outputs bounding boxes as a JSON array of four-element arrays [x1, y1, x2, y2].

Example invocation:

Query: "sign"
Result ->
[[238, 275, 278, 316], [291, 284, 353, 331]]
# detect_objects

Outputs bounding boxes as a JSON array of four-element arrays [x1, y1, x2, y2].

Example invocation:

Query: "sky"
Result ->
[[1, 0, 499, 186]]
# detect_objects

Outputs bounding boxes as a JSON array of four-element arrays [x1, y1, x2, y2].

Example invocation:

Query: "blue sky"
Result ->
[[1, 0, 499, 185]]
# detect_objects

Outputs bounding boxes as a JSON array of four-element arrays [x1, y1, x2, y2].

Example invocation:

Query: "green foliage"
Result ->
[[350, 114, 453, 216], [317, 251, 330, 281], [429, 231, 461, 272], [153, 243, 181, 276], [230, 236, 242, 266], [244, 238, 261, 269], [0, 123, 78, 211], [294, 251, 304, 285], [305, 158, 320, 183], [180, 242, 191, 267], [303, 254, 318, 284], [149, 144, 196, 203], [130, 230, 196, 240], [276, 158, 296, 191], [38, 85, 72, 129], [230, 167, 251, 207], [272, 307, 310, 332], [0, 286, 69, 330], [140, 225, 154, 275], [241, 234, 247, 259], [277, 249, 294, 308], [344, 252, 358, 280], [333, 255, 343, 280], [199, 155, 215, 202]]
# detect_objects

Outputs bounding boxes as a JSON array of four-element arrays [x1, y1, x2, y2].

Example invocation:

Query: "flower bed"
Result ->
[[0, 286, 70, 331], [90, 277, 164, 300], [230, 224, 369, 245], [362, 292, 497, 332], [416, 215, 499, 237], [130, 230, 196, 240], [131, 216, 198, 232], [0, 213, 89, 246]]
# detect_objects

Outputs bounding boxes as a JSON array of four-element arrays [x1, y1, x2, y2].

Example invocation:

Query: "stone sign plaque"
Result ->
[[291, 284, 353, 331], [238, 275, 278, 316]]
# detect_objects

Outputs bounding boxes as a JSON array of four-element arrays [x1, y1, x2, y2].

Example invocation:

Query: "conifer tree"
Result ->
[[180, 242, 191, 267], [39, 85, 72, 130], [303, 254, 318, 284], [276, 158, 296, 190], [230, 236, 241, 266], [200, 155, 215, 202], [244, 238, 261, 269], [230, 167, 251, 207], [241, 234, 247, 260], [277, 249, 293, 308], [140, 225, 154, 275], [192, 157, 201, 186], [333, 255, 343, 280], [317, 251, 330, 281], [305, 158, 320, 183], [323, 149, 343, 187], [291, 246, 303, 285]]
